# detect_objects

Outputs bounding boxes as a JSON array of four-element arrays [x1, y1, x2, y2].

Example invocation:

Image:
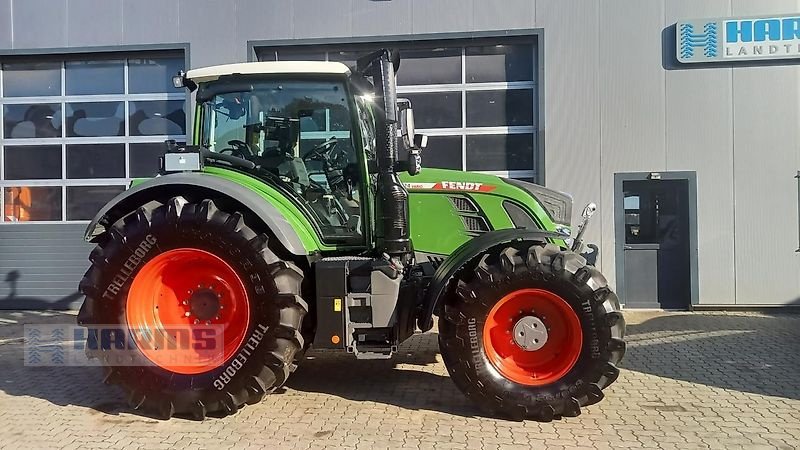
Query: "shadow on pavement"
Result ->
[[622, 311, 800, 401], [0, 310, 128, 416], [287, 332, 486, 418]]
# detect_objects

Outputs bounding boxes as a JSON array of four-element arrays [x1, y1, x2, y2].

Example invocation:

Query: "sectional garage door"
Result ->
[[255, 35, 541, 182], [0, 51, 186, 309]]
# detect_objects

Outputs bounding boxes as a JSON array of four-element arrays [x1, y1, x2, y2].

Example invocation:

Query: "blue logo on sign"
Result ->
[[680, 22, 718, 59]]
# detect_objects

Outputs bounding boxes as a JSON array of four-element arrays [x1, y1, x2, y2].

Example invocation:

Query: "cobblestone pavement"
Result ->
[[0, 310, 798, 449]]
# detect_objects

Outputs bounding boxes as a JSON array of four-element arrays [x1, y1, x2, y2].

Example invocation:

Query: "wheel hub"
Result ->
[[512, 315, 548, 351], [189, 288, 221, 321]]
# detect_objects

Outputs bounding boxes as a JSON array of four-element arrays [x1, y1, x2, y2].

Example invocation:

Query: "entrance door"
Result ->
[[616, 175, 694, 309]]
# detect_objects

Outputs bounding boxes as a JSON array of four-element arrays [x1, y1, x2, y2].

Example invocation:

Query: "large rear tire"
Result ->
[[438, 241, 625, 420], [78, 196, 307, 419]]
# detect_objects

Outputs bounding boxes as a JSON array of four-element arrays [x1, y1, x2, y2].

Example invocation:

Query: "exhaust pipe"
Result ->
[[361, 50, 411, 257]]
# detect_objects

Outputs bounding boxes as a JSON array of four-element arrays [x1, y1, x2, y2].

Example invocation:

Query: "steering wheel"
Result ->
[[220, 139, 254, 160], [303, 137, 338, 163]]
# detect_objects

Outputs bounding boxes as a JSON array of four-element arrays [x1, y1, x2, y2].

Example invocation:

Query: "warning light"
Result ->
[[331, 335, 340, 344]]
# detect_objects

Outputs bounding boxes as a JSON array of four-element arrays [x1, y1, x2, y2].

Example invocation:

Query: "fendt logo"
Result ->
[[678, 14, 800, 63], [679, 22, 718, 60]]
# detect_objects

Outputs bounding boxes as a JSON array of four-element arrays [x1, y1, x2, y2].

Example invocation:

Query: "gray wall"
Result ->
[[1, 0, 798, 306]]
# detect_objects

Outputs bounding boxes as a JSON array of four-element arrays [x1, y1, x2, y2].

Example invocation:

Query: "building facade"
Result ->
[[0, 0, 798, 309]]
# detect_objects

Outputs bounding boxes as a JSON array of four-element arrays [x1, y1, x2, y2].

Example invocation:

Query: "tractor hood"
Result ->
[[398, 168, 571, 255], [399, 168, 573, 228]]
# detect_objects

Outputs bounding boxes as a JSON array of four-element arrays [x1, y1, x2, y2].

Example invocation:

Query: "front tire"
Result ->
[[78, 196, 307, 419], [438, 242, 625, 420]]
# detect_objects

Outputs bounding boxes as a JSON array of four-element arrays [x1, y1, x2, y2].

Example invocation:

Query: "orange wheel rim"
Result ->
[[482, 288, 582, 386], [126, 248, 250, 374]]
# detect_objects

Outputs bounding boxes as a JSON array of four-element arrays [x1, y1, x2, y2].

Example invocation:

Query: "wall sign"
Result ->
[[677, 14, 800, 63]]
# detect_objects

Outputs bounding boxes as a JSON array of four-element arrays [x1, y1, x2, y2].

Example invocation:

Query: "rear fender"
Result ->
[[84, 173, 312, 256], [418, 228, 564, 331]]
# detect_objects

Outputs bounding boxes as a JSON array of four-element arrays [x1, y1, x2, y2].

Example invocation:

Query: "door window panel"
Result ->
[[402, 92, 462, 129], [3, 145, 62, 180], [128, 57, 184, 94], [129, 100, 186, 136], [3, 186, 62, 222], [421, 136, 462, 169], [466, 89, 534, 127], [66, 185, 126, 220], [66, 102, 125, 137], [2, 62, 61, 97], [466, 134, 534, 171], [465, 44, 534, 83], [67, 144, 126, 179], [65, 60, 125, 95], [3, 104, 62, 138], [396, 48, 461, 86]]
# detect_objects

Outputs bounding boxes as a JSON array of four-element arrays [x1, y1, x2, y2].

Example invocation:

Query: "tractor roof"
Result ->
[[186, 61, 351, 82]]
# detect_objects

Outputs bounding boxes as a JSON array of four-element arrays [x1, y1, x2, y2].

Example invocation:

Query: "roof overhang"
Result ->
[[186, 61, 351, 83]]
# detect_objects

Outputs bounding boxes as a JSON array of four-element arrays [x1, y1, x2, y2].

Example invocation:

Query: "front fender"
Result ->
[[418, 228, 564, 331], [84, 172, 314, 256]]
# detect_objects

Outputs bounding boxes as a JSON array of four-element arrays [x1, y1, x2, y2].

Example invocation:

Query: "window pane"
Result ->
[[66, 102, 125, 137], [2, 62, 61, 97], [3, 145, 62, 179], [3, 104, 62, 138], [3, 186, 62, 221], [327, 50, 366, 68], [65, 60, 124, 95], [128, 57, 184, 94], [402, 92, 462, 129], [129, 100, 186, 136], [466, 90, 533, 127], [396, 47, 461, 86], [466, 44, 534, 83], [277, 51, 326, 61], [130, 142, 177, 178], [67, 144, 125, 179], [66, 185, 125, 221], [422, 135, 462, 170], [466, 134, 534, 171]]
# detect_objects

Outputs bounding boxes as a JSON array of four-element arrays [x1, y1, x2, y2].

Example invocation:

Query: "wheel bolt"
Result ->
[[184, 312, 190, 317], [194, 319, 199, 325], [205, 320, 211, 325], [182, 300, 188, 305]]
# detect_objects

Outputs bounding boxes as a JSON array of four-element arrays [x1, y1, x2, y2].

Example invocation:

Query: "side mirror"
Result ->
[[397, 98, 415, 150], [397, 99, 428, 175]]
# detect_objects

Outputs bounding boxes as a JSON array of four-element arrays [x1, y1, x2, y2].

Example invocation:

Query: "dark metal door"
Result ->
[[621, 179, 691, 309]]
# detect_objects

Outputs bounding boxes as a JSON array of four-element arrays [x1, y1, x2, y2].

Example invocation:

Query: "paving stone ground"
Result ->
[[0, 310, 798, 449]]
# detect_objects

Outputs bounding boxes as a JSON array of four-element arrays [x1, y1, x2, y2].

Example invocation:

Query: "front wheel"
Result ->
[[438, 242, 626, 420]]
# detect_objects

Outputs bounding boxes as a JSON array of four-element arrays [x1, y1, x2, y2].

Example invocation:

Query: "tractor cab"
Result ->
[[189, 62, 372, 245]]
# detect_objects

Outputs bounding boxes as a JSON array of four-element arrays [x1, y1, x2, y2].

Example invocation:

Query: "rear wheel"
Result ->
[[78, 196, 307, 419], [438, 242, 625, 420]]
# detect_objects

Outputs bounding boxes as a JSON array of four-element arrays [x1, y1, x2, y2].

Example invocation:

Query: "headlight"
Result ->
[[505, 178, 573, 226]]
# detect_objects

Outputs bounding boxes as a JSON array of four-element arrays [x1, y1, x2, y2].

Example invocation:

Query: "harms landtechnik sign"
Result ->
[[677, 14, 800, 63]]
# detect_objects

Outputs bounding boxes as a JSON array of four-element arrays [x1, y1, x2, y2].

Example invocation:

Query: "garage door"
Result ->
[[0, 52, 187, 309], [255, 36, 540, 181]]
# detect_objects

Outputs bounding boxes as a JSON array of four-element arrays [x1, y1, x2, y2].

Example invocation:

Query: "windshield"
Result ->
[[199, 79, 364, 243]]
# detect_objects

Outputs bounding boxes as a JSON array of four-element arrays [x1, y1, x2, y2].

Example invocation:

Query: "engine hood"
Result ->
[[398, 168, 572, 227]]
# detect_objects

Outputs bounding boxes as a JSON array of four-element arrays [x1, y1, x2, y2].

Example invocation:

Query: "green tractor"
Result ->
[[77, 50, 625, 420]]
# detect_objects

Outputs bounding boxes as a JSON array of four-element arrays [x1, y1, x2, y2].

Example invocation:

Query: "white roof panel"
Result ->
[[186, 61, 351, 82]]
